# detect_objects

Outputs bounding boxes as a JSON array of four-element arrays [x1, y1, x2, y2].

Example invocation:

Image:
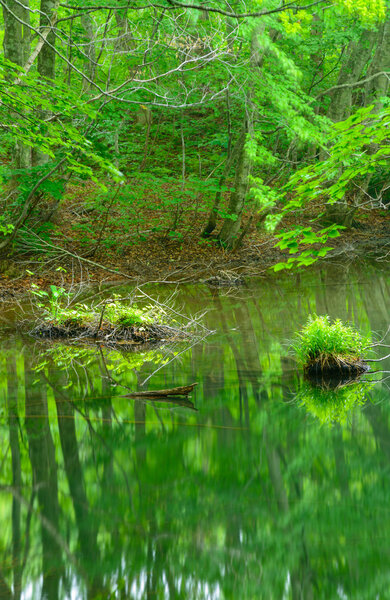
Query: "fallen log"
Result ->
[[123, 383, 198, 398]]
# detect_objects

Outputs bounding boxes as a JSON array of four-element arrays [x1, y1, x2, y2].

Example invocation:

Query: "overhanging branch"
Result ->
[[164, 0, 330, 18], [316, 71, 390, 98], [60, 0, 330, 18]]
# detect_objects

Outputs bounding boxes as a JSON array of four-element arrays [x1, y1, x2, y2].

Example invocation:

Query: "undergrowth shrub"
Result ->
[[30, 284, 163, 328]]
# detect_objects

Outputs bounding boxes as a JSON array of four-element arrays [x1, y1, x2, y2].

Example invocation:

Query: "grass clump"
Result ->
[[104, 303, 154, 327], [294, 315, 370, 375], [28, 286, 187, 347]]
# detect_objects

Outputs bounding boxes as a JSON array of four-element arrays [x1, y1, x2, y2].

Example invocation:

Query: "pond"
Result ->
[[0, 260, 390, 599]]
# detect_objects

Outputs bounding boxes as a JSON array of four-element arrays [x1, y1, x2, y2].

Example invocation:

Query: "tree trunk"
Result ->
[[217, 24, 267, 247], [201, 126, 246, 237], [364, 19, 390, 111], [37, 0, 58, 81], [81, 11, 96, 90], [7, 358, 22, 600], [54, 393, 103, 597], [343, 20, 390, 212], [2, 0, 23, 66], [218, 120, 252, 248], [324, 28, 378, 225], [2, 0, 31, 168], [33, 0, 60, 166], [115, 8, 133, 51], [327, 30, 376, 123]]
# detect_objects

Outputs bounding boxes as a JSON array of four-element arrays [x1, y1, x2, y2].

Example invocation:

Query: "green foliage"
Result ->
[[287, 105, 390, 208], [30, 283, 68, 320], [273, 224, 343, 271], [0, 59, 122, 183], [337, 0, 386, 22], [0, 216, 14, 237], [271, 102, 390, 271], [0, 0, 388, 263], [103, 301, 156, 327], [294, 314, 369, 364], [29, 283, 164, 328], [248, 175, 282, 230]]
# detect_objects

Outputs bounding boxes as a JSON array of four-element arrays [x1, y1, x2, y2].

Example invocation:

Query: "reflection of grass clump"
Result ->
[[33, 344, 168, 377], [298, 381, 371, 425], [294, 315, 370, 374]]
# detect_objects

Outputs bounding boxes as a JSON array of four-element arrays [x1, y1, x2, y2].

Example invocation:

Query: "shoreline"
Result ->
[[0, 212, 389, 299]]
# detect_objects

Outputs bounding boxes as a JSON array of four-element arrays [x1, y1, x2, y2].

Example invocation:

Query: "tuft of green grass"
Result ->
[[104, 304, 153, 327], [294, 315, 369, 365]]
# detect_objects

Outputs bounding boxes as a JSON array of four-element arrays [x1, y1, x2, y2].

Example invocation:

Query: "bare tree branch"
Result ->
[[316, 71, 390, 98], [60, 0, 330, 19]]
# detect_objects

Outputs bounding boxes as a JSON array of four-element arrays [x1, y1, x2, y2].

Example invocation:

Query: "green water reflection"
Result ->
[[0, 262, 390, 599]]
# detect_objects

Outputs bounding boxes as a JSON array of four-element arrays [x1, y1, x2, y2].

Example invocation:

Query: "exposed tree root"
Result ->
[[304, 353, 369, 377]]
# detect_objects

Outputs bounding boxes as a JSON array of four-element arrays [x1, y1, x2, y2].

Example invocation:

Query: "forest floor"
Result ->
[[0, 184, 389, 298]]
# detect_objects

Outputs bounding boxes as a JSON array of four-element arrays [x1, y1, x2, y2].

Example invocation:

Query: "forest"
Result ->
[[0, 0, 389, 286]]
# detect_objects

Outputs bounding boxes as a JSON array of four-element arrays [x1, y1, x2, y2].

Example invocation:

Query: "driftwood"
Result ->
[[123, 383, 198, 399]]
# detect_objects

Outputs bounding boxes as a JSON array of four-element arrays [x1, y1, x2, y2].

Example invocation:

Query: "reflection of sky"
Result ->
[[21, 580, 44, 600], [21, 575, 86, 600]]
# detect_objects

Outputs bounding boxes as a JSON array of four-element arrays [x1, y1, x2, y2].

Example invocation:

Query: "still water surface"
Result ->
[[1, 261, 390, 599]]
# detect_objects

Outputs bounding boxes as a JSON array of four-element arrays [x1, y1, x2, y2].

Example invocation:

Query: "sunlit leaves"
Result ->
[[337, 0, 386, 23], [273, 224, 343, 270], [0, 57, 122, 187], [287, 105, 390, 207], [279, 9, 313, 37]]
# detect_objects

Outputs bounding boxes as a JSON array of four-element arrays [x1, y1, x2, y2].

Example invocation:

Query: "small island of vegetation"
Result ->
[[27, 284, 194, 348], [294, 315, 371, 377]]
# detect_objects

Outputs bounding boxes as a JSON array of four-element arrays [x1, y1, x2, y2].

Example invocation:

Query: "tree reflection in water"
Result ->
[[0, 263, 389, 598]]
